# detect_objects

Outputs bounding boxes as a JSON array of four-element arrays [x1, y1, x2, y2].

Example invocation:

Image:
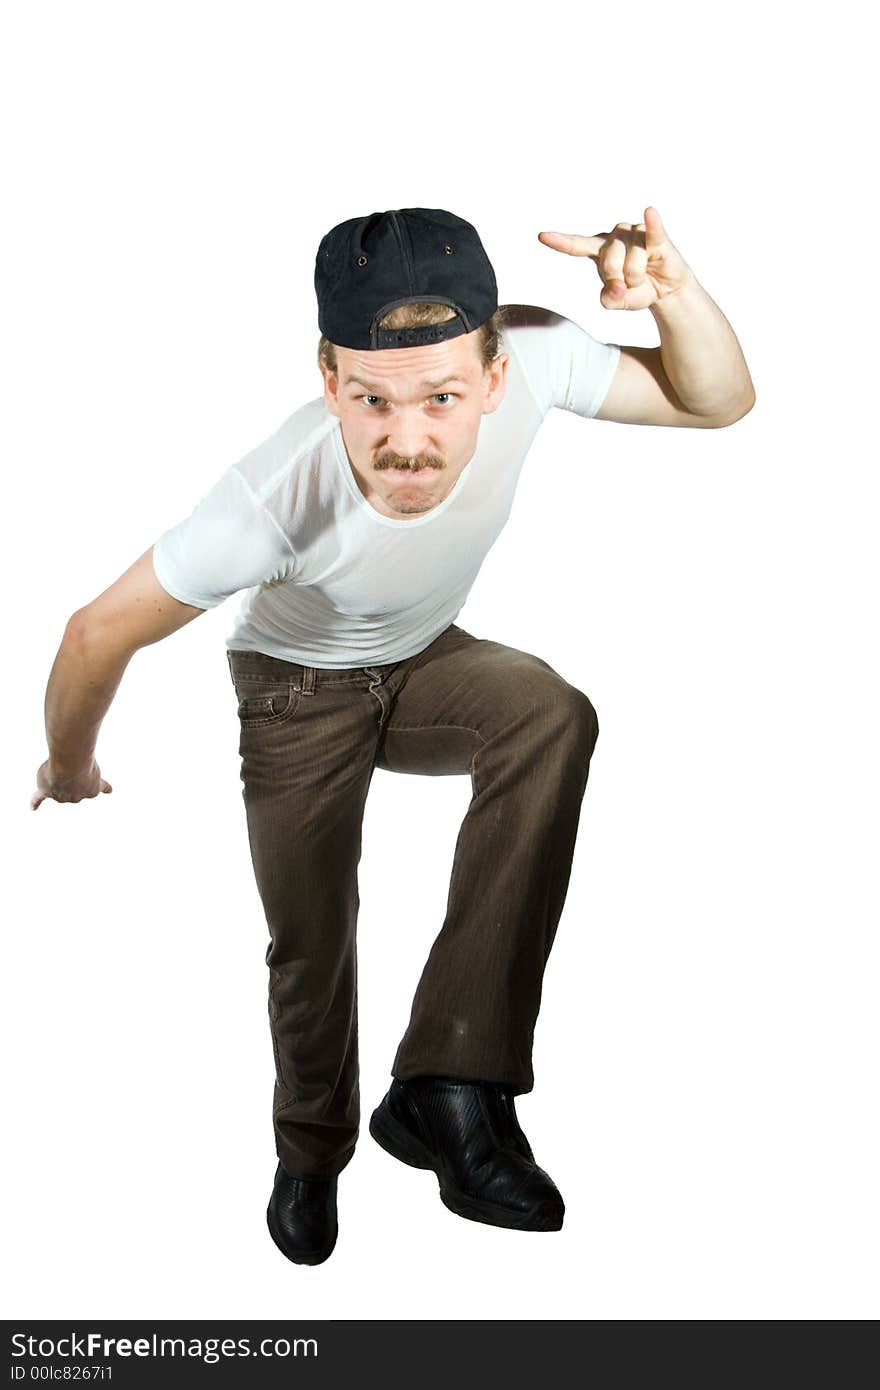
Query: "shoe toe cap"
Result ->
[[473, 1155, 565, 1222], [268, 1171, 338, 1264]]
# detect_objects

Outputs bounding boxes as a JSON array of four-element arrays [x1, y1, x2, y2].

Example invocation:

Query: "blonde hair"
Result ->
[[318, 301, 511, 378]]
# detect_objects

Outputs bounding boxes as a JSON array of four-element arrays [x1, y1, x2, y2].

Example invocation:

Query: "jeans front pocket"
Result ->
[[235, 678, 301, 729]]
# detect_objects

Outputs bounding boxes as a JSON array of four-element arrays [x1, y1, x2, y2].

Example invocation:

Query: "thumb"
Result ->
[[101, 781, 113, 793]]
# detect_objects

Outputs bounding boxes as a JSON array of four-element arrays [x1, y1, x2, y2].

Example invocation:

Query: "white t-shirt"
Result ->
[[151, 303, 620, 669]]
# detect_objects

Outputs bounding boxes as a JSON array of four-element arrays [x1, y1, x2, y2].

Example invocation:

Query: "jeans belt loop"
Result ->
[[300, 665, 316, 696]]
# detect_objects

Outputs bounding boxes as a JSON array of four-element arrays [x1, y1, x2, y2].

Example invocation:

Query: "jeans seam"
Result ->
[[268, 970, 297, 1108], [385, 723, 487, 795], [386, 723, 483, 736]]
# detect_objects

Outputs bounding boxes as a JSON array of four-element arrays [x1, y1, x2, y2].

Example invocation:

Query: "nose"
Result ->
[[385, 412, 433, 460]]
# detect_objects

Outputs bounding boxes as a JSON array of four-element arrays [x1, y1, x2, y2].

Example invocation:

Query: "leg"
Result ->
[[374, 624, 600, 1093], [228, 651, 386, 1180]]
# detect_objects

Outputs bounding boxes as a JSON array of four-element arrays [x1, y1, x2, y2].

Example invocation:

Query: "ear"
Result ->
[[320, 360, 341, 416], [482, 353, 509, 415]]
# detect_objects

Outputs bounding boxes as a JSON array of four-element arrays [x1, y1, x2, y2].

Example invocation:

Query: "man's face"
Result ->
[[321, 328, 508, 519]]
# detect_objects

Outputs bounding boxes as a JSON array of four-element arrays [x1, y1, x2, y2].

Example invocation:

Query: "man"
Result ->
[[32, 206, 755, 1266]]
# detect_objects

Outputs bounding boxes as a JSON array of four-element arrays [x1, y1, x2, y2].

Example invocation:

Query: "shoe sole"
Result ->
[[266, 1203, 337, 1266], [368, 1104, 564, 1232]]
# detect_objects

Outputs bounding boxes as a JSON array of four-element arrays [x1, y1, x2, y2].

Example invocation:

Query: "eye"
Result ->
[[358, 393, 458, 409]]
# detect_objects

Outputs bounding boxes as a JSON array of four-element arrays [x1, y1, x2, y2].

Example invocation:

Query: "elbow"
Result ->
[[715, 390, 757, 427], [64, 608, 105, 652], [64, 610, 89, 642]]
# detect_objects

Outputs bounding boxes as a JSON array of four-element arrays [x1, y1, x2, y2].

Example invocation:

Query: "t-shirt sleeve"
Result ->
[[503, 303, 621, 418], [151, 464, 297, 610]]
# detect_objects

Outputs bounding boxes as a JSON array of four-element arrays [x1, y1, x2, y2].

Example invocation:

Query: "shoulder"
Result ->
[[498, 302, 569, 338], [498, 301, 610, 363], [498, 303, 619, 418], [233, 398, 336, 501]]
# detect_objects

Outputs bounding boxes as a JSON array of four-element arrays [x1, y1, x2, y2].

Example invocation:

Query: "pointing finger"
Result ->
[[537, 230, 607, 259]]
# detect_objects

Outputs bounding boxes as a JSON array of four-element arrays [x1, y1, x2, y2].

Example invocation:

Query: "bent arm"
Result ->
[[649, 273, 756, 420], [45, 547, 205, 774]]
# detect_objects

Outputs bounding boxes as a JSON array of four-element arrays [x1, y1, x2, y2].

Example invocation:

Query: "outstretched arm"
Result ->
[[31, 547, 204, 809]]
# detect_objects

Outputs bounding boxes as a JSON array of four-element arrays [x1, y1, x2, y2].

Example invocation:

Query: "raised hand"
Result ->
[[537, 206, 693, 311]]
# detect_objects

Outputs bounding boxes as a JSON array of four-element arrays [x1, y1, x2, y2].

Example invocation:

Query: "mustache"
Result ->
[[374, 452, 445, 472]]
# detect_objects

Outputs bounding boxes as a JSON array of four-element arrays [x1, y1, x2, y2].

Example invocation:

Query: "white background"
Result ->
[[3, 0, 877, 1322]]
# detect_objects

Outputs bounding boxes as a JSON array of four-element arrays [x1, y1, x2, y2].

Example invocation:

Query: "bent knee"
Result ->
[[566, 686, 599, 748], [533, 681, 599, 749]]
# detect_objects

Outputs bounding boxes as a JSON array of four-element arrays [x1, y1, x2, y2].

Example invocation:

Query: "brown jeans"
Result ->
[[226, 622, 599, 1180]]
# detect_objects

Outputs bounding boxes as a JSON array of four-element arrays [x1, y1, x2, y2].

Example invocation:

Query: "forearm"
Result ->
[[44, 620, 132, 774], [650, 272, 756, 419]]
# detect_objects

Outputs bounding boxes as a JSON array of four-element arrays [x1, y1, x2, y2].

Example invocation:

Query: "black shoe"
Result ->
[[266, 1161, 338, 1265], [369, 1077, 565, 1231]]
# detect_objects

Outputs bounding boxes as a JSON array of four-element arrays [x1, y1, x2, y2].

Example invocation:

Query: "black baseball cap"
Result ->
[[315, 207, 498, 350]]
